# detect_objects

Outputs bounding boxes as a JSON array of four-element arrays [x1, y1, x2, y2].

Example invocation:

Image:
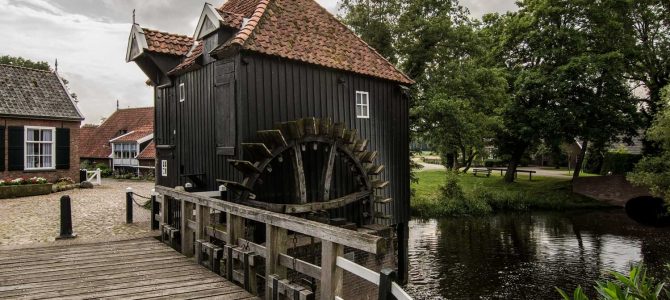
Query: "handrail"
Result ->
[[155, 185, 385, 254], [336, 256, 413, 300]]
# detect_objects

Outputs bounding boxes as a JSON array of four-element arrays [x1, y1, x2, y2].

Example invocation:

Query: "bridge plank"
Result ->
[[0, 238, 254, 299]]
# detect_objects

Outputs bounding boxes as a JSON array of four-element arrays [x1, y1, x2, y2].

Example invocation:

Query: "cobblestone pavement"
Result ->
[[0, 179, 158, 249]]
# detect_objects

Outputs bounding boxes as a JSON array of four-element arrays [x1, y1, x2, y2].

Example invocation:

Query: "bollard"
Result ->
[[56, 195, 77, 240], [150, 189, 159, 230], [126, 187, 133, 224]]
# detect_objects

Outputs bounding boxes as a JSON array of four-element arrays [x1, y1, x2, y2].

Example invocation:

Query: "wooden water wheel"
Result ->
[[218, 117, 391, 225]]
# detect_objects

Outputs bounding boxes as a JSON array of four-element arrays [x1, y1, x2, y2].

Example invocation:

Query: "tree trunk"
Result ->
[[461, 151, 477, 174], [572, 139, 588, 181], [444, 153, 456, 171], [504, 144, 527, 183]]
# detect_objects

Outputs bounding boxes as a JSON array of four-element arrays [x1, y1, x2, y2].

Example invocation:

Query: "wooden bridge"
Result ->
[[0, 185, 413, 299], [0, 238, 256, 299]]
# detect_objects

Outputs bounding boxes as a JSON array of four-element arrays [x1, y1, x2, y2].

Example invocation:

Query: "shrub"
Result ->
[[0, 177, 48, 186], [600, 152, 642, 175], [484, 159, 504, 167], [95, 163, 113, 177], [556, 264, 668, 300], [438, 172, 492, 215], [583, 151, 604, 174]]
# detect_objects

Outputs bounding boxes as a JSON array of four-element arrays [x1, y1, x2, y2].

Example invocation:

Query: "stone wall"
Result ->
[[1, 118, 81, 183], [572, 175, 651, 207]]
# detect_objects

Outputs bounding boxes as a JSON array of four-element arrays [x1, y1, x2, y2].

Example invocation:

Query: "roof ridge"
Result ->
[[308, 2, 413, 84], [227, 0, 271, 48], [0, 63, 52, 73]]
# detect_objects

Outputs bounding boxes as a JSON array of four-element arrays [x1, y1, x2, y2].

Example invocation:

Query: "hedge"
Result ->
[[600, 152, 642, 175]]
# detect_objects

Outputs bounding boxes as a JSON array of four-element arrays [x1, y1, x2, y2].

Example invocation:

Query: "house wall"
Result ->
[[0, 118, 80, 183]]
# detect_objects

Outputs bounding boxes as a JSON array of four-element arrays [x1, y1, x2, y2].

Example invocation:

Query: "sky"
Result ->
[[0, 0, 517, 124]]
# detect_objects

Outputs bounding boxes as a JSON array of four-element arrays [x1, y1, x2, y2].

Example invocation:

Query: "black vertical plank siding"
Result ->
[[7, 126, 24, 171], [55, 128, 70, 170], [163, 52, 410, 224], [0, 126, 5, 171]]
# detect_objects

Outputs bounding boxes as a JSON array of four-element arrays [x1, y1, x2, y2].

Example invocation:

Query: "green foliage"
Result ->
[[601, 152, 643, 175], [484, 159, 504, 168], [0, 55, 50, 71], [556, 264, 668, 300], [411, 170, 604, 218], [629, 86, 670, 198]]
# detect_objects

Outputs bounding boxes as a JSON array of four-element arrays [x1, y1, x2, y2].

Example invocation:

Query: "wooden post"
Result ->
[[195, 204, 210, 262], [320, 241, 343, 300], [266, 224, 287, 300], [397, 222, 409, 285], [125, 187, 133, 224], [160, 194, 169, 226], [151, 189, 159, 230], [226, 213, 244, 245], [378, 268, 396, 300], [181, 200, 195, 257]]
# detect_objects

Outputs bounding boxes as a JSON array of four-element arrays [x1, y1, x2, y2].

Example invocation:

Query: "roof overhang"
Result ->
[[126, 24, 149, 62], [194, 3, 225, 40]]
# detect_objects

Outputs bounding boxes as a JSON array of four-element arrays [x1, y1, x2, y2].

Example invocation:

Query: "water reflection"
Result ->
[[406, 209, 670, 300]]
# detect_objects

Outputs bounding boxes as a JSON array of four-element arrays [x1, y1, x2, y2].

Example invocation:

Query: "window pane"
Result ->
[[356, 106, 362, 117], [43, 155, 52, 168], [41, 130, 52, 141], [27, 129, 36, 141], [29, 156, 39, 168], [41, 143, 52, 156]]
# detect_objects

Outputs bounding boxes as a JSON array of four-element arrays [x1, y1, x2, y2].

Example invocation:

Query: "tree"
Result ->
[[628, 86, 670, 199], [338, 0, 400, 63], [0, 55, 50, 71]]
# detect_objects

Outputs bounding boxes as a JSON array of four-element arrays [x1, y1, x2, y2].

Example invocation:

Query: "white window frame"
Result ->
[[356, 91, 370, 119], [179, 83, 185, 102], [24, 126, 56, 171], [161, 160, 168, 177]]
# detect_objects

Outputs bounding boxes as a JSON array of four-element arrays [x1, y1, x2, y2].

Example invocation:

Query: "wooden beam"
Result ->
[[156, 186, 385, 254], [368, 164, 385, 175], [354, 139, 368, 152], [319, 117, 332, 136], [291, 146, 307, 204], [284, 191, 370, 214], [229, 160, 262, 175], [216, 180, 253, 193], [242, 143, 273, 161], [257, 130, 288, 149], [266, 224, 287, 300], [226, 213, 244, 245], [320, 241, 343, 300], [180, 200, 194, 257], [303, 117, 318, 136], [321, 144, 336, 201]]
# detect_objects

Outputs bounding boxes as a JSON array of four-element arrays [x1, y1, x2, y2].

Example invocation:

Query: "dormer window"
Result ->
[[179, 83, 185, 102]]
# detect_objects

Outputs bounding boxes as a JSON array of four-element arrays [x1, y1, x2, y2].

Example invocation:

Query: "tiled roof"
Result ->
[[142, 28, 194, 56], [137, 141, 156, 159], [168, 41, 204, 75], [79, 107, 154, 159], [213, 0, 413, 84], [216, 9, 246, 29], [0, 64, 84, 120], [110, 129, 153, 143]]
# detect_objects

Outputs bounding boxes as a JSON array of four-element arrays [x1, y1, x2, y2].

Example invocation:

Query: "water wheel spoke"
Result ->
[[354, 139, 368, 152], [375, 196, 392, 204], [367, 164, 384, 175], [322, 144, 337, 201], [303, 117, 319, 136], [228, 160, 262, 175], [242, 143, 273, 161], [290, 146, 307, 204], [257, 130, 288, 150], [371, 180, 389, 189], [283, 191, 371, 214]]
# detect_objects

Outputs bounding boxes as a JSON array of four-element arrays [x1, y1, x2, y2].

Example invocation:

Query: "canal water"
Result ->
[[406, 209, 670, 299]]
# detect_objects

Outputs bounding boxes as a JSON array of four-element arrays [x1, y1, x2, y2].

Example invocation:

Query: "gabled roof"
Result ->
[[110, 129, 153, 143], [137, 141, 156, 159], [168, 41, 205, 75], [142, 28, 194, 56], [212, 0, 413, 84], [79, 107, 154, 159], [0, 64, 84, 121]]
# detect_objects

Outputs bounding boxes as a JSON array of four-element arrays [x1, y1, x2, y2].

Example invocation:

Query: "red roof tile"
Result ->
[[214, 0, 413, 84], [168, 41, 204, 75], [142, 28, 194, 56], [216, 9, 246, 29], [79, 107, 154, 159], [137, 141, 156, 159]]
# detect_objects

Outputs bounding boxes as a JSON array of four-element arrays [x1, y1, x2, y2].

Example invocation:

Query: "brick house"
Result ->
[[0, 64, 84, 182], [79, 107, 155, 176]]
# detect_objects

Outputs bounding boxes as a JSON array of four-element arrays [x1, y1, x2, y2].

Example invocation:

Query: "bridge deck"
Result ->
[[0, 238, 257, 300]]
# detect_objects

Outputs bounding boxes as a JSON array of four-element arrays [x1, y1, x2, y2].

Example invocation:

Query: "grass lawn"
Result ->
[[411, 169, 608, 217]]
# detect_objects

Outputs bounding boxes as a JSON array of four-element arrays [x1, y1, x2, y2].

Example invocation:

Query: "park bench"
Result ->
[[472, 168, 492, 177], [488, 167, 537, 181]]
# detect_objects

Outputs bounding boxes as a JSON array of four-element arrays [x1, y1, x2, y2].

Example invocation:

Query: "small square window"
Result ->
[[356, 91, 369, 119], [161, 160, 168, 177], [179, 83, 185, 102]]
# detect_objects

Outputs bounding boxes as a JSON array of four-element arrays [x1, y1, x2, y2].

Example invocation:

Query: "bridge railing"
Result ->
[[154, 185, 412, 300]]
